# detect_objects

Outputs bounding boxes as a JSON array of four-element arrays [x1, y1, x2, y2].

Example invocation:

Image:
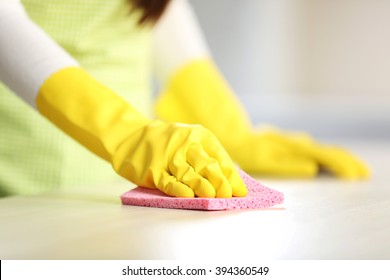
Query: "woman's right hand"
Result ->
[[37, 67, 246, 198], [112, 120, 248, 198]]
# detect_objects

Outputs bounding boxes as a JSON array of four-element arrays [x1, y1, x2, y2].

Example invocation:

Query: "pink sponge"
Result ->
[[121, 169, 284, 211]]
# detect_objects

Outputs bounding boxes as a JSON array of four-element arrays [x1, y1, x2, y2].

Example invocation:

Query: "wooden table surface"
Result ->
[[1, 140, 389, 260]]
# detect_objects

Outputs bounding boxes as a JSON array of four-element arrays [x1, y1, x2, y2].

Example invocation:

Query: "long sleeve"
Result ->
[[0, 0, 78, 107], [152, 0, 210, 86]]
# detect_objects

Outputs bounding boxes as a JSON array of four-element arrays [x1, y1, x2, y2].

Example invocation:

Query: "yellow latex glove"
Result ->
[[37, 67, 247, 198], [155, 59, 370, 179], [232, 127, 370, 179]]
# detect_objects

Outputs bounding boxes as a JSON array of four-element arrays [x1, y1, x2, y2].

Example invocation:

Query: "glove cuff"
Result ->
[[36, 67, 150, 162]]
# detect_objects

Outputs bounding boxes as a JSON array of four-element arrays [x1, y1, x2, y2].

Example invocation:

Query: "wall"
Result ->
[[189, 0, 390, 138]]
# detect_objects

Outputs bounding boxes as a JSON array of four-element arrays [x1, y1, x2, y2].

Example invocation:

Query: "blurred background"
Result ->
[[189, 0, 390, 139]]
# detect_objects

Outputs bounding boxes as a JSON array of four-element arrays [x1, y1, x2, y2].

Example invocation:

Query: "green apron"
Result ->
[[0, 0, 152, 196]]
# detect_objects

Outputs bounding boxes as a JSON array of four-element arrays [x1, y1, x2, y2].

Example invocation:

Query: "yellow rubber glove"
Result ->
[[155, 59, 370, 179], [36, 67, 247, 198], [233, 127, 370, 179]]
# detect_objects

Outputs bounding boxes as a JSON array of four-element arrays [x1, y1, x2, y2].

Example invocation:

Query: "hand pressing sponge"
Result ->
[[121, 169, 284, 211]]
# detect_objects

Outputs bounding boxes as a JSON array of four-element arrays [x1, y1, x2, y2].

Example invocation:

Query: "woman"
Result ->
[[0, 0, 369, 198]]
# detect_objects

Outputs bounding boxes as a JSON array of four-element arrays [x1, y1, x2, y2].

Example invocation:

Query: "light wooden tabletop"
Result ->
[[1, 140, 389, 260]]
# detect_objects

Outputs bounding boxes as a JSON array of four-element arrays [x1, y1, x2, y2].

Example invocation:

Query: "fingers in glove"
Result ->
[[169, 154, 217, 198], [186, 143, 233, 198], [201, 137, 247, 197], [156, 170, 195, 198], [313, 145, 370, 179]]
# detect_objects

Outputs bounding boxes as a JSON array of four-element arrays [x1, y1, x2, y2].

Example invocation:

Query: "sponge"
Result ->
[[121, 169, 283, 211]]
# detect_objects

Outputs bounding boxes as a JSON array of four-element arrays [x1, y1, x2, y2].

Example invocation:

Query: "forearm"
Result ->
[[0, 0, 78, 106], [152, 0, 252, 150], [0, 0, 148, 161], [152, 0, 210, 86]]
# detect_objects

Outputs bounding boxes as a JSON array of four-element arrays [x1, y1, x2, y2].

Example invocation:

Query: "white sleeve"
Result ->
[[152, 0, 210, 86], [0, 0, 78, 107]]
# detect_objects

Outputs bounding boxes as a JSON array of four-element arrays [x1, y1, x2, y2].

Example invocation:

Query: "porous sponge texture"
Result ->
[[121, 169, 284, 210]]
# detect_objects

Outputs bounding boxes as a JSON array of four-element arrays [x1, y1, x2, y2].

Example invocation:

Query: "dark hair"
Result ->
[[130, 0, 171, 25]]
